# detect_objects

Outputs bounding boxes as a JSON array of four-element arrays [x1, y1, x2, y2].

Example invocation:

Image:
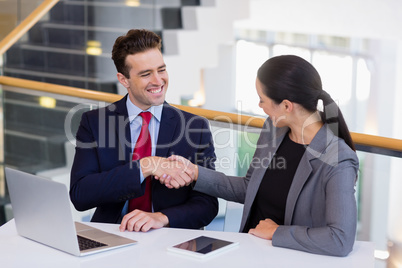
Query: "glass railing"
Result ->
[[1, 77, 402, 268]]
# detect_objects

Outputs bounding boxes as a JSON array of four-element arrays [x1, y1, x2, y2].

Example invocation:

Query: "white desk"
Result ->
[[0, 219, 374, 268]]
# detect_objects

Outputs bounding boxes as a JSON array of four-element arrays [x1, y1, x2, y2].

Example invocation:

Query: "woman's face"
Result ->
[[256, 78, 286, 127]]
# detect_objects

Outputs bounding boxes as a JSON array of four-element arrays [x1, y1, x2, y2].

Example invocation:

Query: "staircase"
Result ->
[[3, 0, 203, 93], [2, 0, 249, 173]]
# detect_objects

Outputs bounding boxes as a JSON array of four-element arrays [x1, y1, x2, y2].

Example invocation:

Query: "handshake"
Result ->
[[140, 155, 198, 189]]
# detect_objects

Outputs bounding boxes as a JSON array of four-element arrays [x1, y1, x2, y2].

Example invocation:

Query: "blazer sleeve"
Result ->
[[193, 119, 275, 204], [195, 166, 249, 203]]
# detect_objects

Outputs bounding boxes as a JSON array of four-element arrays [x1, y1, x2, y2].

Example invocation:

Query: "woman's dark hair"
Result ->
[[257, 55, 355, 151], [111, 29, 162, 78]]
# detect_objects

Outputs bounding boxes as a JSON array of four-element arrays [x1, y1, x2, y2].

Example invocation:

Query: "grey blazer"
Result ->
[[195, 118, 359, 256]]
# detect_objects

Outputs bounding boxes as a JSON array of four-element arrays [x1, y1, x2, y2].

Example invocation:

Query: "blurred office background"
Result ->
[[0, 0, 401, 267]]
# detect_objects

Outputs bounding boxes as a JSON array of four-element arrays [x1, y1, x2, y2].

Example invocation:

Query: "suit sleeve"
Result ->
[[69, 111, 144, 212]]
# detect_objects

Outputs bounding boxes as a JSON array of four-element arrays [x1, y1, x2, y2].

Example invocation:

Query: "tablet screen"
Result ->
[[168, 236, 238, 259]]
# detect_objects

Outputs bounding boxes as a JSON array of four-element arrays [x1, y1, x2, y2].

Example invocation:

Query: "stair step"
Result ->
[[27, 23, 165, 54], [50, 1, 163, 29], [5, 43, 115, 78], [41, 23, 128, 50]]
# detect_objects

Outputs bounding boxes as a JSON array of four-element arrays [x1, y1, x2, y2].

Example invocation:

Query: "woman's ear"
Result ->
[[117, 73, 129, 88], [282, 99, 293, 112]]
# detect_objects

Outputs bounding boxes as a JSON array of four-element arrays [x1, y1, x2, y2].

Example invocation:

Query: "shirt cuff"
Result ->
[[139, 164, 146, 184]]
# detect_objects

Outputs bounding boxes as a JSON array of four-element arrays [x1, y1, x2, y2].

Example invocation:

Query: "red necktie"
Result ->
[[128, 112, 153, 212]]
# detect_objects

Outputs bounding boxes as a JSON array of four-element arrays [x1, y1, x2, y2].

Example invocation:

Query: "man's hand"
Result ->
[[140, 156, 193, 187], [248, 219, 279, 240], [119, 210, 169, 232], [141, 156, 197, 189], [154, 155, 198, 189]]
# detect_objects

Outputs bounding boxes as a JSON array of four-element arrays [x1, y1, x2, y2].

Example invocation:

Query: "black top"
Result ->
[[243, 133, 306, 232]]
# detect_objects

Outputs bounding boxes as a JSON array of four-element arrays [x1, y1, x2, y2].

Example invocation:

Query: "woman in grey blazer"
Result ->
[[153, 55, 359, 257]]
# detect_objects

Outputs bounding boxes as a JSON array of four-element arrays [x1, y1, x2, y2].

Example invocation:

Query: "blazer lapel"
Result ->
[[114, 95, 131, 163], [156, 103, 178, 157], [284, 124, 334, 225], [284, 155, 313, 225]]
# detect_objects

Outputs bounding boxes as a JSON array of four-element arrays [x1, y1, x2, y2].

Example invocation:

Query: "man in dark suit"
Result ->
[[70, 29, 218, 232]]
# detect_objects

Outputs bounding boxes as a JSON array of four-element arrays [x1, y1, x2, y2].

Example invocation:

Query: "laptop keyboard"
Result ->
[[77, 235, 108, 251]]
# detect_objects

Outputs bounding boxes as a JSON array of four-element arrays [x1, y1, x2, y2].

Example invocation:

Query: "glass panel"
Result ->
[[210, 122, 259, 177], [357, 151, 402, 267], [0, 84, 4, 204], [207, 121, 260, 231]]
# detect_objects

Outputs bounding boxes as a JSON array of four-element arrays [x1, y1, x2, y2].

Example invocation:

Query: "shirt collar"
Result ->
[[126, 97, 163, 123]]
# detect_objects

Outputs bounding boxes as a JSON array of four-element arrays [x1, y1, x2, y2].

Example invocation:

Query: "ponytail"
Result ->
[[319, 90, 356, 151]]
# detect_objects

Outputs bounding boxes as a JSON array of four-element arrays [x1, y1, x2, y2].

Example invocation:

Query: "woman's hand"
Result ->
[[248, 219, 279, 240]]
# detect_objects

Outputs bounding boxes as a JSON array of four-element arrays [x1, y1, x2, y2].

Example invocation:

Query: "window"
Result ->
[[235, 40, 268, 115], [234, 31, 371, 133]]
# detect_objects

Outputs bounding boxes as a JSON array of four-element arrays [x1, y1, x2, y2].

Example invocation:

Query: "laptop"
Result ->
[[5, 167, 137, 256]]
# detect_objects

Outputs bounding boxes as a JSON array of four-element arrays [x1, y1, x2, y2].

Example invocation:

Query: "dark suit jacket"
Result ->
[[70, 95, 218, 229]]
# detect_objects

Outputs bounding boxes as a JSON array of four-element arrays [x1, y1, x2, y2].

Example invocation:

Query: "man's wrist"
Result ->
[[194, 164, 199, 182], [157, 212, 169, 227], [140, 156, 155, 177]]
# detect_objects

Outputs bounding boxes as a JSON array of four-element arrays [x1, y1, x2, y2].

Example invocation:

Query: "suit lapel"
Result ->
[[156, 103, 178, 157], [113, 100, 180, 161], [114, 95, 132, 162]]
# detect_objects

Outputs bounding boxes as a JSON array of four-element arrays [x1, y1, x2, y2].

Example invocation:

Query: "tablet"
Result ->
[[167, 236, 239, 259]]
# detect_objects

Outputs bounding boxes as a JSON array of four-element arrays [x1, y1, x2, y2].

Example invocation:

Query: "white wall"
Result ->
[[236, 0, 402, 40], [164, 0, 250, 105]]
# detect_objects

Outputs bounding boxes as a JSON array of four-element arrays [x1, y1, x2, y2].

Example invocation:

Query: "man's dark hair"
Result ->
[[112, 29, 162, 78]]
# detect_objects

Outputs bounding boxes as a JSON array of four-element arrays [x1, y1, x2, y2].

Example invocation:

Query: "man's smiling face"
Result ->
[[118, 48, 168, 110]]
